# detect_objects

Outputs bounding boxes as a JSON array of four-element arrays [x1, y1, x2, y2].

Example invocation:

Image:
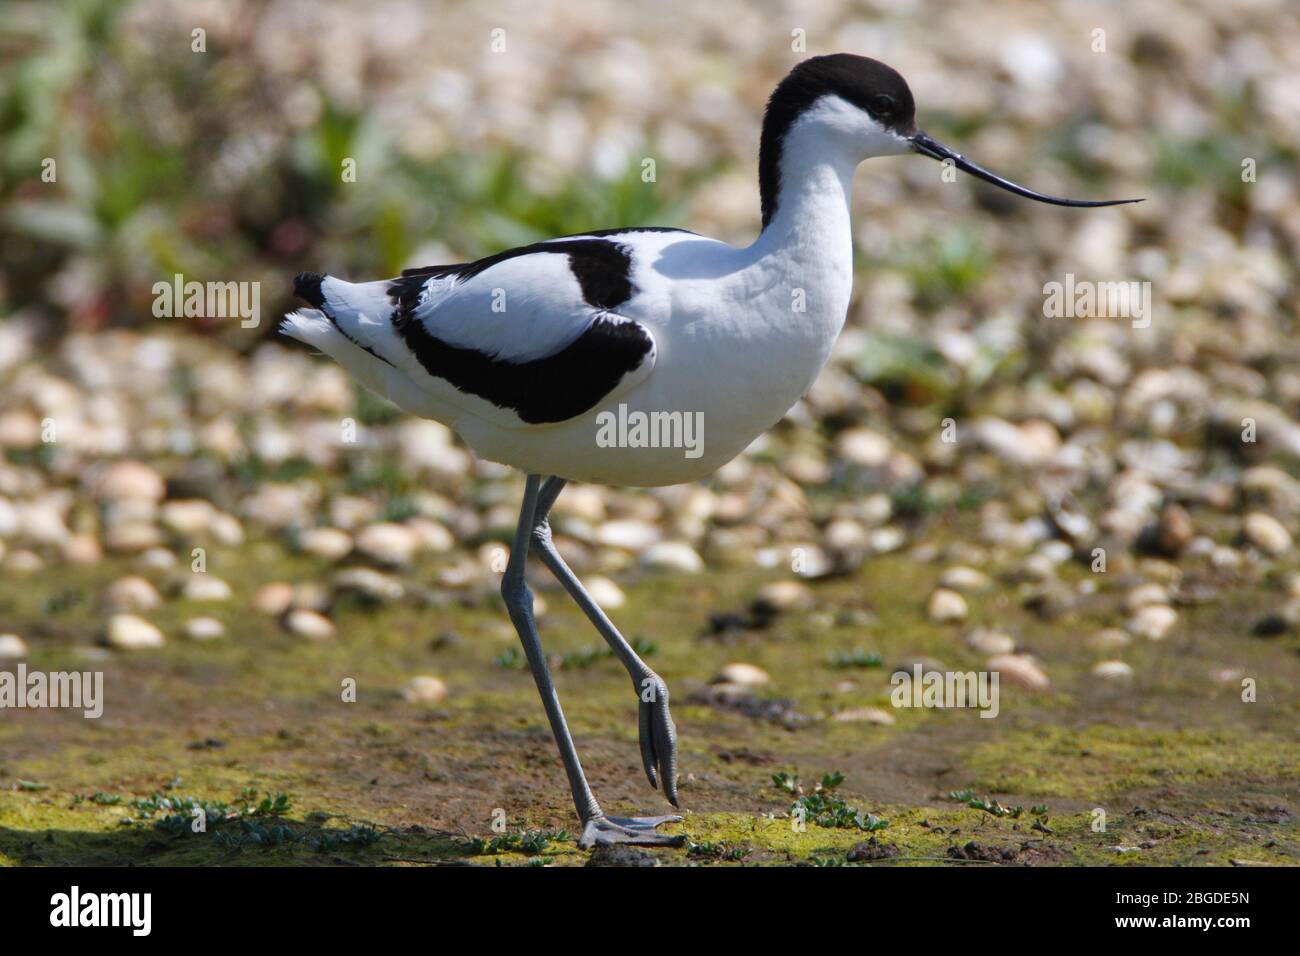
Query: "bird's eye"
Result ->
[[868, 93, 895, 116]]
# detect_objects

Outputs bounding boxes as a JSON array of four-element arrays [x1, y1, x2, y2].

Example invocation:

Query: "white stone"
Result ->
[[988, 654, 1050, 690], [355, 522, 419, 566], [183, 576, 232, 602], [61, 534, 103, 565], [105, 614, 165, 650], [832, 706, 896, 725], [285, 609, 335, 640], [160, 500, 216, 536], [103, 575, 162, 612], [254, 582, 295, 616], [139, 547, 177, 569], [640, 540, 703, 573], [0, 634, 28, 659], [1124, 583, 1169, 612], [184, 617, 226, 640], [208, 513, 245, 546], [757, 579, 815, 611], [92, 461, 165, 502], [333, 567, 404, 602], [401, 675, 449, 704], [1128, 604, 1178, 640], [596, 519, 662, 551], [939, 566, 993, 593], [927, 588, 968, 622], [837, 428, 892, 467], [712, 663, 770, 687], [104, 522, 163, 553], [583, 575, 626, 609], [869, 527, 907, 554], [1092, 660, 1134, 681], [966, 628, 1015, 655], [1243, 512, 1292, 557], [301, 527, 353, 561], [1086, 628, 1132, 651], [406, 518, 454, 553]]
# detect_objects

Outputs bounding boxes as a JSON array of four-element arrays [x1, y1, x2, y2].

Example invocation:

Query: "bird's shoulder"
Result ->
[[389, 227, 697, 314]]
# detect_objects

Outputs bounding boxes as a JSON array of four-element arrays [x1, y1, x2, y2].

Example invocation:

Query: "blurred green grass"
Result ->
[[0, 0, 716, 342]]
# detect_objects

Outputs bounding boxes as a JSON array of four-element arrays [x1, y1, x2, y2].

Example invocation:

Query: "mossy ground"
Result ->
[[1, 529, 1297, 866]]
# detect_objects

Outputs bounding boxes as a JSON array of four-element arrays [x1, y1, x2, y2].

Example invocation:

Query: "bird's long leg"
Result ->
[[502, 474, 682, 849], [530, 476, 679, 807], [502, 475, 602, 824]]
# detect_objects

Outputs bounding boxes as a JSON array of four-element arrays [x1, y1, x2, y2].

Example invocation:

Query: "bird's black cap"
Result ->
[[760, 55, 916, 227]]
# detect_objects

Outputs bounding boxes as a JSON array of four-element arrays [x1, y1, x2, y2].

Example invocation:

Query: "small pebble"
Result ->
[[285, 609, 335, 640], [756, 579, 814, 611], [987, 654, 1050, 690], [103, 575, 162, 613], [596, 520, 661, 551], [401, 675, 449, 704], [927, 588, 968, 623], [355, 522, 419, 566], [583, 575, 626, 609], [640, 540, 703, 573], [333, 567, 404, 602], [712, 662, 770, 687], [1243, 512, 1292, 557], [0, 634, 29, 660], [301, 527, 353, 561], [92, 461, 166, 502], [1128, 604, 1178, 640], [833, 706, 896, 725], [1124, 583, 1168, 612], [939, 566, 993, 593], [184, 617, 226, 640], [105, 614, 166, 650], [1086, 628, 1132, 651], [182, 576, 233, 601], [1092, 660, 1134, 681], [254, 582, 296, 616], [966, 628, 1015, 655]]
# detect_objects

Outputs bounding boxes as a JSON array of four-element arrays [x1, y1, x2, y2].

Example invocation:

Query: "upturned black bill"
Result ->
[[911, 130, 1142, 208]]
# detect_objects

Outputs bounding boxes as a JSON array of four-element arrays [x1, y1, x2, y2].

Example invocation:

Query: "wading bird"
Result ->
[[283, 54, 1139, 847]]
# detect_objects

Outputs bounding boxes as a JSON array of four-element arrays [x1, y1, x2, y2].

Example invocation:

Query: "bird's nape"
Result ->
[[910, 130, 1144, 208]]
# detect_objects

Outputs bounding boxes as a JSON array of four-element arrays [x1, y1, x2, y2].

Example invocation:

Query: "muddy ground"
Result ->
[[2, 515, 1296, 867]]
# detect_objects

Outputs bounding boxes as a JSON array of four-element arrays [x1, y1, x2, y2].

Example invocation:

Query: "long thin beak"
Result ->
[[911, 130, 1142, 208]]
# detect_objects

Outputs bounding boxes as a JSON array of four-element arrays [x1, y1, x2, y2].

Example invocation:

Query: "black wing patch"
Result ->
[[393, 308, 653, 425], [386, 237, 652, 424]]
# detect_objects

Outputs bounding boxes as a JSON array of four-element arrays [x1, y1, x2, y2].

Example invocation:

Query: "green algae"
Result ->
[[2, 525, 1299, 866]]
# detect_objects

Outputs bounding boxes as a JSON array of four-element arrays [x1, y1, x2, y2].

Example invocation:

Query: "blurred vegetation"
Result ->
[[0, 0, 715, 344]]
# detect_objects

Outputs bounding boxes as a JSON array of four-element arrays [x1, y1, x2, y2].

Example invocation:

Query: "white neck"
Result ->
[[745, 118, 859, 329], [752, 126, 857, 255]]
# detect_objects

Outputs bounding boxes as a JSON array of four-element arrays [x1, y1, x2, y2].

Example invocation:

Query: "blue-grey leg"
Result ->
[[531, 476, 683, 847], [503, 474, 683, 849]]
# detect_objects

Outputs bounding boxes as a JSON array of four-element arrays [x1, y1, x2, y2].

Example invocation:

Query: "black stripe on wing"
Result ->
[[392, 308, 653, 425]]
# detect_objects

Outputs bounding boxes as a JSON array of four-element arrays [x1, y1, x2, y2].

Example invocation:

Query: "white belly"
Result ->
[[458, 294, 847, 487]]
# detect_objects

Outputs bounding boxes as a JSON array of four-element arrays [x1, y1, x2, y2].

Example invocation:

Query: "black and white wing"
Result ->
[[285, 231, 688, 427]]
